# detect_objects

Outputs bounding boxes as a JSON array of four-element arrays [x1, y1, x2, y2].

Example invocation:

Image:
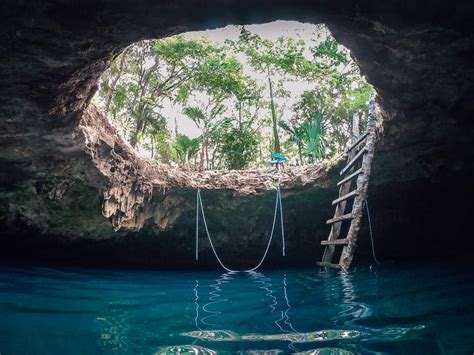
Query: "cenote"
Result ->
[[1, 263, 473, 354], [1, 1, 474, 354]]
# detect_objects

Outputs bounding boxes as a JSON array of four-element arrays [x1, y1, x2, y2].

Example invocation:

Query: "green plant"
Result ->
[[220, 127, 259, 170]]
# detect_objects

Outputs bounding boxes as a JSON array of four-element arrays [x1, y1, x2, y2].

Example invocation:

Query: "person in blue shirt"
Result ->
[[269, 152, 288, 173]]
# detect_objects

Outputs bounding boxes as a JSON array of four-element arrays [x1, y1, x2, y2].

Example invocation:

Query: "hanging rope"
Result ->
[[278, 188, 285, 257], [197, 189, 235, 272], [365, 200, 380, 265], [195, 185, 285, 272], [196, 189, 200, 261], [246, 187, 282, 272]]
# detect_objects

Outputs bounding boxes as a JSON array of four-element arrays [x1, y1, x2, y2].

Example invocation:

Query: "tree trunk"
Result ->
[[238, 101, 242, 130], [297, 142, 303, 165], [210, 148, 217, 170], [150, 135, 154, 159], [358, 111, 364, 133], [205, 137, 210, 170], [199, 133, 206, 172], [268, 75, 281, 153], [352, 111, 360, 138], [130, 119, 144, 148], [174, 117, 179, 137], [216, 152, 224, 170]]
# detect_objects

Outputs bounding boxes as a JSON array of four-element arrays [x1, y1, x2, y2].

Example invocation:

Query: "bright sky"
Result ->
[[163, 20, 331, 138]]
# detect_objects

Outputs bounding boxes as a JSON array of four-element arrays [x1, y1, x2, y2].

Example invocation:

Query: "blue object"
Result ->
[[269, 153, 288, 165]]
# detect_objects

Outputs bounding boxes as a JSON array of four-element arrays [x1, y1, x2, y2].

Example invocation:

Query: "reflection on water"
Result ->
[[156, 344, 217, 354], [191, 271, 306, 352], [293, 349, 354, 355], [182, 329, 361, 342], [200, 272, 234, 327], [0, 263, 473, 354]]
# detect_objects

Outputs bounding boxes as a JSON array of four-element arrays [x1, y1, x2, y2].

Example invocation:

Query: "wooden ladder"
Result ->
[[317, 95, 377, 272]]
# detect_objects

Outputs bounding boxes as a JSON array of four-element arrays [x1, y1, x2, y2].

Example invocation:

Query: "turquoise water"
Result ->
[[0, 263, 473, 354]]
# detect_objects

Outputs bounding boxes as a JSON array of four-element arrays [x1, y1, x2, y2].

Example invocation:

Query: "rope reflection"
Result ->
[[193, 271, 301, 351]]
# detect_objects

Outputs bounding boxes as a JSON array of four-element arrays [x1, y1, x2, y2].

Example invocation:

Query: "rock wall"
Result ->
[[0, 0, 473, 267], [0, 103, 339, 267]]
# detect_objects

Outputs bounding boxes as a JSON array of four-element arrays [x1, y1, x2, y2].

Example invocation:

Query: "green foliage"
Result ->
[[98, 36, 226, 148], [275, 32, 375, 164], [279, 120, 306, 163], [303, 113, 325, 163], [97, 24, 374, 170], [224, 27, 321, 153], [183, 104, 231, 170], [220, 127, 260, 170], [227, 27, 318, 77], [312, 38, 349, 66], [282, 80, 374, 164], [174, 134, 199, 164]]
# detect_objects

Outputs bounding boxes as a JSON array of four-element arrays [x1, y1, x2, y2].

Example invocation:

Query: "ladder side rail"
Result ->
[[339, 127, 376, 271], [319, 93, 377, 271], [321, 130, 359, 263]]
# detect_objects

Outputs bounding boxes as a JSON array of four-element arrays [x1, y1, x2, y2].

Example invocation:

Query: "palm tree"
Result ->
[[174, 134, 200, 165], [302, 112, 326, 163], [183, 104, 229, 171]]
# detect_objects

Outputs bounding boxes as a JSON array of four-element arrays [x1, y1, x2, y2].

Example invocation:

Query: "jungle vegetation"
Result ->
[[96, 25, 373, 170]]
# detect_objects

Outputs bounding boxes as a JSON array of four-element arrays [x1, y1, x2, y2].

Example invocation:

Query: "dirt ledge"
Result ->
[[80, 105, 337, 231]]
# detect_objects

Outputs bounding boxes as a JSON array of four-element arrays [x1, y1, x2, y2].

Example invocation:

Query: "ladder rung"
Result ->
[[326, 213, 354, 224], [321, 238, 348, 246], [317, 261, 341, 269], [337, 168, 363, 186], [332, 190, 359, 205], [347, 132, 369, 152], [340, 147, 367, 176]]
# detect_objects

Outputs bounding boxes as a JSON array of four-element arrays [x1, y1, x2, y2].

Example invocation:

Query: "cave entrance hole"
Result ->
[[94, 21, 374, 174]]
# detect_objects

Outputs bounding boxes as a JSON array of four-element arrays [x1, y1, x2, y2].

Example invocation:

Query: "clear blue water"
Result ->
[[0, 263, 473, 354]]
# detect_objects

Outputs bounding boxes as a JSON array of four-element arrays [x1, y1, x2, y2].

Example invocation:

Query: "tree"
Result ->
[[100, 47, 131, 112], [183, 103, 229, 171], [274, 34, 375, 164], [98, 36, 223, 149], [220, 127, 259, 170], [285, 82, 374, 164], [174, 134, 199, 165], [184, 52, 262, 170], [303, 112, 325, 163], [97, 25, 373, 169], [226, 27, 316, 153]]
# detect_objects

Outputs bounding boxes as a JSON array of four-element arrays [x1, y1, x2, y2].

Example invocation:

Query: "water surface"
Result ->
[[0, 263, 473, 354]]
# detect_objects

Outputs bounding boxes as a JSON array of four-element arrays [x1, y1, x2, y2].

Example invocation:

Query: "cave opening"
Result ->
[[1, 2, 474, 352], [93, 21, 375, 174], [0, 1, 473, 269]]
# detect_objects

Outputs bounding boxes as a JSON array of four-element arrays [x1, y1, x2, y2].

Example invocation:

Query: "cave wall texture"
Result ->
[[0, 0, 473, 268]]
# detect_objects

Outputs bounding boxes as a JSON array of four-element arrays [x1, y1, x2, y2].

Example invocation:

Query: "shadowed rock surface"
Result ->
[[0, 0, 473, 268]]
